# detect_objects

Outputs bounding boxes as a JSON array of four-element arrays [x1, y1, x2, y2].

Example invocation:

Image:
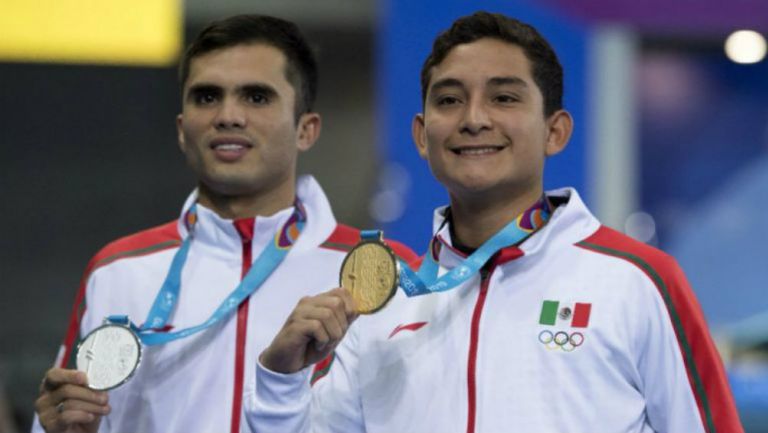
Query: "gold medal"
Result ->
[[339, 234, 399, 314]]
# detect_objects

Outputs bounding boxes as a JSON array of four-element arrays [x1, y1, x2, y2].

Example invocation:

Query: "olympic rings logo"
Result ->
[[538, 330, 585, 352]]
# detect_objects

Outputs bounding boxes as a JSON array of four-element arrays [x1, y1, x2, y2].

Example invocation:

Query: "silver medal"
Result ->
[[75, 323, 142, 391]]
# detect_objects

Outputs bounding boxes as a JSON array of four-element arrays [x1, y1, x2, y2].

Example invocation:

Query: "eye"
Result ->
[[435, 95, 462, 106], [192, 91, 219, 105], [494, 93, 521, 104], [245, 91, 269, 105]]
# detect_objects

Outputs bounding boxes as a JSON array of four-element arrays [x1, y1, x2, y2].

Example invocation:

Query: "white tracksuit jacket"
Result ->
[[245, 188, 743, 433], [32, 176, 416, 433]]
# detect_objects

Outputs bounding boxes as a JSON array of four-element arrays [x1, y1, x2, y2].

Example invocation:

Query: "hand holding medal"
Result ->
[[260, 199, 552, 374], [259, 231, 397, 375]]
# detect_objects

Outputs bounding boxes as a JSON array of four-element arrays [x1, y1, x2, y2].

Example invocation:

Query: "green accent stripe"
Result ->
[[320, 241, 354, 252], [577, 241, 716, 433], [66, 336, 83, 369], [310, 353, 335, 386], [93, 240, 182, 270], [539, 300, 559, 325]]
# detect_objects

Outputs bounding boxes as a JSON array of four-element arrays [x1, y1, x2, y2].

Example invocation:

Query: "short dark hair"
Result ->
[[179, 14, 318, 119], [421, 11, 563, 116]]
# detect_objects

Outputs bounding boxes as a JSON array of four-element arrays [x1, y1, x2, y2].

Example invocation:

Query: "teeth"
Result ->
[[216, 144, 244, 150], [458, 147, 500, 155]]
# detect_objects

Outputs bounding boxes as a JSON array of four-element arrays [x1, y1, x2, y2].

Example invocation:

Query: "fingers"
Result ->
[[296, 288, 359, 346], [36, 391, 109, 433], [40, 368, 87, 393], [261, 288, 358, 374], [53, 383, 109, 406], [57, 397, 111, 420], [304, 289, 357, 344], [39, 368, 107, 405], [287, 300, 337, 352], [36, 368, 109, 433], [331, 287, 359, 319]]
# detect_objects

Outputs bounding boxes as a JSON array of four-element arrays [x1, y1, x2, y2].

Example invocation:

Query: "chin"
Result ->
[[444, 177, 500, 196], [203, 176, 263, 196], [459, 170, 501, 187], [446, 175, 533, 201]]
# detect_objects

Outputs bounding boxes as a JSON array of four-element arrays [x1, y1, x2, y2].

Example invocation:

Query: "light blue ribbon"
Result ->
[[366, 198, 550, 297], [109, 203, 305, 346]]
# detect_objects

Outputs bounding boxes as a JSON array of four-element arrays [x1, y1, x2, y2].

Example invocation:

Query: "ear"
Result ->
[[176, 113, 187, 153], [411, 113, 428, 160], [296, 112, 322, 152], [544, 109, 573, 157]]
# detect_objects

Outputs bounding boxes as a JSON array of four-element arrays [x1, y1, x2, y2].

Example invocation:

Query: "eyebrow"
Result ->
[[488, 76, 528, 88], [186, 83, 221, 100], [185, 82, 279, 100], [428, 76, 529, 97], [429, 78, 465, 95]]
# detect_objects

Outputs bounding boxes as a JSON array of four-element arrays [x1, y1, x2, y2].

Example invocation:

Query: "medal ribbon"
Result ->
[[366, 197, 551, 297], [108, 201, 306, 346]]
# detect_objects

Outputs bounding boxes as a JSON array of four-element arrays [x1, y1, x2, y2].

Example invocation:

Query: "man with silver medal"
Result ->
[[32, 14, 416, 433], [249, 11, 743, 433]]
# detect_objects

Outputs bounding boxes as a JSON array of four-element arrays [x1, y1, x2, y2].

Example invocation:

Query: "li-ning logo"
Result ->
[[538, 330, 584, 352]]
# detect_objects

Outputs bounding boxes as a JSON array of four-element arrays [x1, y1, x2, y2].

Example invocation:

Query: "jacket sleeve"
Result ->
[[245, 322, 365, 433], [638, 257, 743, 433]]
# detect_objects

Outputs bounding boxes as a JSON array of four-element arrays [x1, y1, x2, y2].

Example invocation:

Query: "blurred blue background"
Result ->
[[1, 0, 766, 431]]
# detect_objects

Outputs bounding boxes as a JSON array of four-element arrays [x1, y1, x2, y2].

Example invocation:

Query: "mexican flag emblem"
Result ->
[[538, 300, 591, 328]]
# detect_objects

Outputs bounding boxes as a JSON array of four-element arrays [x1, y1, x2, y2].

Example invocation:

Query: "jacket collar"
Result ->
[[430, 188, 600, 268], [175, 175, 338, 258]]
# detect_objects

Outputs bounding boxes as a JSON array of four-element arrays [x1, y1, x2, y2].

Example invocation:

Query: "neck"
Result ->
[[448, 186, 543, 249], [196, 182, 296, 220]]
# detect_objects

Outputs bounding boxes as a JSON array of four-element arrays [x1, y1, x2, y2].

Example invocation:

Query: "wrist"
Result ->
[[259, 347, 297, 374]]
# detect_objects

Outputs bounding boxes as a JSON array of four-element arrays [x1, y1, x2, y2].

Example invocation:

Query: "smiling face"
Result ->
[[413, 38, 571, 204], [177, 42, 320, 212]]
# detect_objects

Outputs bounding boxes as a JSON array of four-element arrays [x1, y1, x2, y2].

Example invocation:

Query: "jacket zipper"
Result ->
[[231, 220, 254, 433], [467, 265, 493, 433]]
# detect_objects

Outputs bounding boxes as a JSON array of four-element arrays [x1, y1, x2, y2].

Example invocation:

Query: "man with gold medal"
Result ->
[[249, 11, 742, 433]]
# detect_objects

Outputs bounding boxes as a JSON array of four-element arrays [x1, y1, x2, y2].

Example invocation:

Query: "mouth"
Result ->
[[209, 137, 253, 162], [209, 136, 253, 150], [450, 145, 505, 156], [212, 143, 249, 153]]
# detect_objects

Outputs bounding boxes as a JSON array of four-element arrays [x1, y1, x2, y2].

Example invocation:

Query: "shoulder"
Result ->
[[319, 224, 419, 264], [575, 225, 684, 286], [574, 226, 700, 353], [84, 220, 181, 278], [575, 229, 742, 433]]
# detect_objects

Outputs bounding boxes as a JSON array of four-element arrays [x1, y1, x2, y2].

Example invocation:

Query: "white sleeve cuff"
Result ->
[[255, 359, 312, 405]]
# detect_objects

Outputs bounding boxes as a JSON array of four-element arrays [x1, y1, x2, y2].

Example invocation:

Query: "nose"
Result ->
[[460, 98, 492, 135], [214, 98, 246, 129]]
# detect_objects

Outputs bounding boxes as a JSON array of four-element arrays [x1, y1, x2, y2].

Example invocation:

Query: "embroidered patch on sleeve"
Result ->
[[310, 352, 336, 386]]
